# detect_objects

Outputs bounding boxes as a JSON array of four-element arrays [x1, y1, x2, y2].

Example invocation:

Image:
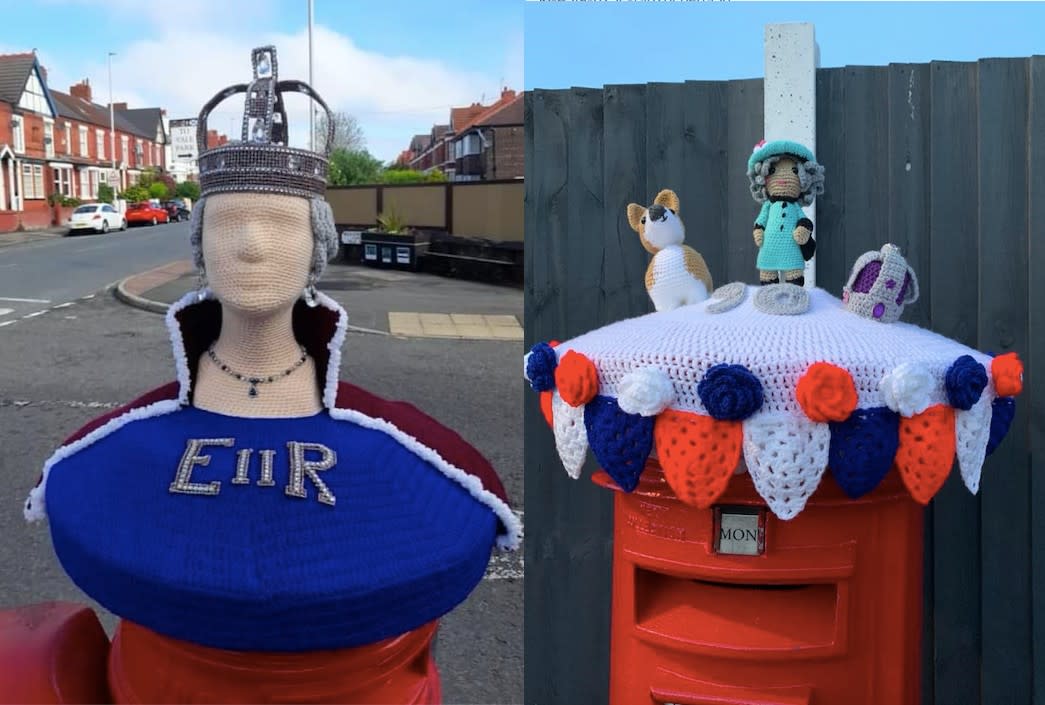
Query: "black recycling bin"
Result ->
[[360, 230, 430, 272]]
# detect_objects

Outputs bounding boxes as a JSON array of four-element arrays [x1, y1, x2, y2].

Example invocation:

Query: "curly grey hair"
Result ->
[[189, 196, 340, 280], [748, 154, 825, 206]]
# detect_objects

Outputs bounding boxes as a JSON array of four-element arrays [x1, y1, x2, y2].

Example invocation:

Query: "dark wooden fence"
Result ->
[[524, 56, 1045, 704]]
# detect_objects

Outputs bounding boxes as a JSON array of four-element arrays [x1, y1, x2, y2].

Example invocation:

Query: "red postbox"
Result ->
[[594, 462, 922, 705], [0, 604, 440, 705]]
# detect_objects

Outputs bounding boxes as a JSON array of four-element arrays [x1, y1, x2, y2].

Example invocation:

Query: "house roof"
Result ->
[[118, 107, 166, 143], [409, 133, 431, 151], [455, 91, 523, 136], [0, 53, 36, 105], [51, 89, 155, 141], [450, 104, 486, 132], [0, 52, 59, 117]]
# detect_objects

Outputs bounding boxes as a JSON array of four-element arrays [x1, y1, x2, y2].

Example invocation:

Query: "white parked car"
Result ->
[[67, 203, 127, 235]]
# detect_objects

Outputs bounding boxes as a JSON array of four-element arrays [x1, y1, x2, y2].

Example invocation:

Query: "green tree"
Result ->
[[328, 148, 383, 186], [97, 183, 115, 204], [380, 169, 446, 184], [175, 180, 201, 201], [120, 185, 149, 203], [148, 181, 170, 200]]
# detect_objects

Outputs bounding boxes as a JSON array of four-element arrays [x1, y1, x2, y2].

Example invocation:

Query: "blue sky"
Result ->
[[525, 2, 1045, 89], [1, 0, 523, 162]]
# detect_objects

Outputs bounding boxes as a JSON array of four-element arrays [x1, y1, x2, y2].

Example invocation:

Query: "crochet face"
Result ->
[[766, 156, 801, 200], [627, 189, 684, 253], [202, 193, 313, 315]]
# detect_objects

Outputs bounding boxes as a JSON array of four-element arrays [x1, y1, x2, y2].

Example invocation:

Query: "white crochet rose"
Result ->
[[617, 367, 675, 417], [880, 362, 935, 417]]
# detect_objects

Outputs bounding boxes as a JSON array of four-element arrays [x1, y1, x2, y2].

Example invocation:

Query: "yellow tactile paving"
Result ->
[[389, 312, 522, 340]]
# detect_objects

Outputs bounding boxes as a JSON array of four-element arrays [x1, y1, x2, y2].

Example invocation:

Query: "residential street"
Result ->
[[0, 223, 523, 704]]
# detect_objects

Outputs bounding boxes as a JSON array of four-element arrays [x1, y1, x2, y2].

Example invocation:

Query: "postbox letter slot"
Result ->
[[633, 568, 847, 660]]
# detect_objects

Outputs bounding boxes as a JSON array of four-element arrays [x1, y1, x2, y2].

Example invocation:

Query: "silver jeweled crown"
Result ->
[[196, 46, 335, 199]]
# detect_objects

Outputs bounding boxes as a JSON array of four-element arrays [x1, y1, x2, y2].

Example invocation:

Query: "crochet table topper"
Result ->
[[525, 274, 1023, 519]]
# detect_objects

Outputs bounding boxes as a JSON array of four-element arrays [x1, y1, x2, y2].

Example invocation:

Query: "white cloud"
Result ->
[[33, 1, 522, 162]]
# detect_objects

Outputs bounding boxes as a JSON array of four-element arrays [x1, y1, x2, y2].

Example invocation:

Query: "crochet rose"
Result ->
[[697, 364, 764, 421], [524, 342, 558, 392], [617, 367, 675, 417], [796, 362, 858, 423], [945, 355, 988, 411], [880, 362, 935, 417], [991, 352, 1023, 397], [555, 350, 599, 407]]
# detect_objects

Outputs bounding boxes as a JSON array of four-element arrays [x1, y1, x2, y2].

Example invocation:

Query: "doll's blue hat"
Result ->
[[747, 139, 816, 175]]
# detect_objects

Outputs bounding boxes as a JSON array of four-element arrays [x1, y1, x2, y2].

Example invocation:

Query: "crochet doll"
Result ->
[[626, 188, 713, 311], [747, 140, 825, 286], [14, 46, 520, 704]]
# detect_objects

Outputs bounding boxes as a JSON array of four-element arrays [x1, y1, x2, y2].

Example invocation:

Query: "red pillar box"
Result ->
[[525, 280, 1024, 705], [108, 619, 441, 705], [594, 463, 922, 705]]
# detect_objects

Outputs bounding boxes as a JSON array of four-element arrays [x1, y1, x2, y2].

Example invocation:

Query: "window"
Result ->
[[135, 139, 144, 166], [96, 129, 105, 160], [63, 122, 71, 154], [53, 166, 71, 196], [103, 205, 116, 213], [153, 144, 160, 166], [43, 119, 54, 158], [78, 168, 89, 197], [12, 117, 24, 153], [460, 133, 481, 157], [121, 135, 129, 162], [78, 126, 88, 156], [21, 164, 44, 199]]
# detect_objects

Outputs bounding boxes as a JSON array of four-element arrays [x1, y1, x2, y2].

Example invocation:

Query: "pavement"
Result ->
[[0, 239, 525, 703], [116, 258, 525, 341], [0, 225, 68, 249]]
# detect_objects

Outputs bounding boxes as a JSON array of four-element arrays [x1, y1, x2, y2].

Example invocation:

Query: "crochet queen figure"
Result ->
[[747, 139, 825, 286], [13, 46, 520, 704]]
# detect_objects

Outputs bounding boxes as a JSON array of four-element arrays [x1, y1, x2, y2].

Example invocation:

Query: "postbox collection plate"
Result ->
[[713, 506, 766, 556]]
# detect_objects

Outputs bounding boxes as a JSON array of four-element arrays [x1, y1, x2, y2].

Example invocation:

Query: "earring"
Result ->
[[304, 273, 318, 308], [196, 269, 208, 302]]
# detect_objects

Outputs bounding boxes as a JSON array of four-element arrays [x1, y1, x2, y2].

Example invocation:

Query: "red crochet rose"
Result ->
[[796, 362, 858, 423], [991, 352, 1023, 397], [555, 350, 598, 407]]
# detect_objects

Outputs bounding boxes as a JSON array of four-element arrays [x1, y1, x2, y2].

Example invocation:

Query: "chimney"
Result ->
[[70, 79, 91, 102], [501, 87, 515, 100], [112, 102, 128, 111]]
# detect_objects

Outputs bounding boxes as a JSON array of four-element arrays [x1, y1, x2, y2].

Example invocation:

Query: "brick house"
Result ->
[[408, 125, 449, 173], [0, 51, 170, 232], [0, 52, 62, 231], [449, 88, 523, 181]]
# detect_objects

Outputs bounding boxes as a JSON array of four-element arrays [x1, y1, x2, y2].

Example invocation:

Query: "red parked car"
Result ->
[[125, 202, 170, 226]]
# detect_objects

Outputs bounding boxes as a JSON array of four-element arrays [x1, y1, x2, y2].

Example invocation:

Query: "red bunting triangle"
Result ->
[[896, 404, 956, 504], [654, 409, 742, 509]]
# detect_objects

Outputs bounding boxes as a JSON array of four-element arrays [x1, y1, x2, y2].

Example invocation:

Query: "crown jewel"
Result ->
[[196, 46, 335, 199]]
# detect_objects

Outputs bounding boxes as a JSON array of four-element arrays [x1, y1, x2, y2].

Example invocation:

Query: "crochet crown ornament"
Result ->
[[196, 45, 334, 199], [843, 243, 919, 323]]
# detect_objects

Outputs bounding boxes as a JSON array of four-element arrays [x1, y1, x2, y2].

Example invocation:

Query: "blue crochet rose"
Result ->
[[525, 342, 558, 392], [697, 364, 764, 421], [945, 355, 988, 411]]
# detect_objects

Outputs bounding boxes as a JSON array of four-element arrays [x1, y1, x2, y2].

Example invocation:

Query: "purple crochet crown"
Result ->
[[196, 46, 335, 199]]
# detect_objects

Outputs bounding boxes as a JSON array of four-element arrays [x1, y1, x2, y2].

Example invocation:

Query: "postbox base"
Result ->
[[596, 462, 923, 705]]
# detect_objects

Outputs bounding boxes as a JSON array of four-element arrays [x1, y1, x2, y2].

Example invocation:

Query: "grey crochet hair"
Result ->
[[748, 154, 825, 206], [189, 196, 339, 280]]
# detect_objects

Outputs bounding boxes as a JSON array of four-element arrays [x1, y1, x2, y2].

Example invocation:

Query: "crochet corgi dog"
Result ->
[[627, 189, 713, 312]]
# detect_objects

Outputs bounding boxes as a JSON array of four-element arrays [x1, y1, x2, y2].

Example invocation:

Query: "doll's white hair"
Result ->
[[748, 154, 825, 206]]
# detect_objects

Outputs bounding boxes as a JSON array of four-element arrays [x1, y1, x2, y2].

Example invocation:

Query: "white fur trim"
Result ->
[[617, 367, 675, 417], [880, 361, 938, 417], [166, 289, 214, 405], [24, 399, 182, 522], [523, 351, 532, 383], [329, 407, 523, 550], [552, 391, 588, 479], [316, 290, 349, 410]]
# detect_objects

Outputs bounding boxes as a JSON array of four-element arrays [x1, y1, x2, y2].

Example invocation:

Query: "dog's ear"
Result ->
[[654, 189, 680, 213], [626, 203, 645, 233]]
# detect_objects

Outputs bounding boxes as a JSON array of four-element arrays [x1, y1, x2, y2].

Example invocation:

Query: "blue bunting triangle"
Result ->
[[583, 395, 653, 492], [986, 397, 1016, 456], [828, 407, 900, 499]]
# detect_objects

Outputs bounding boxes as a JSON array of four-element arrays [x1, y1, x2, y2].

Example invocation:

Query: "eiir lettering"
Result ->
[[169, 438, 338, 506]]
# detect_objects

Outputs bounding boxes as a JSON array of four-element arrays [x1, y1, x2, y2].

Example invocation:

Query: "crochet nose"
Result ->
[[648, 204, 666, 221]]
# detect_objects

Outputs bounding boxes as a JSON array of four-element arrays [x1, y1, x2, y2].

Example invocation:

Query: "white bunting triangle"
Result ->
[[742, 412, 830, 520], [553, 391, 588, 479]]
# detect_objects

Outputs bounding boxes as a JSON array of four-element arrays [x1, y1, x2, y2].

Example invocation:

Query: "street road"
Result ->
[[0, 222, 187, 324], [0, 226, 523, 704]]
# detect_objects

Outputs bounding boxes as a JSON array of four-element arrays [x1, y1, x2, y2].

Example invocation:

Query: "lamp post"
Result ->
[[308, 0, 314, 151], [107, 51, 116, 190]]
